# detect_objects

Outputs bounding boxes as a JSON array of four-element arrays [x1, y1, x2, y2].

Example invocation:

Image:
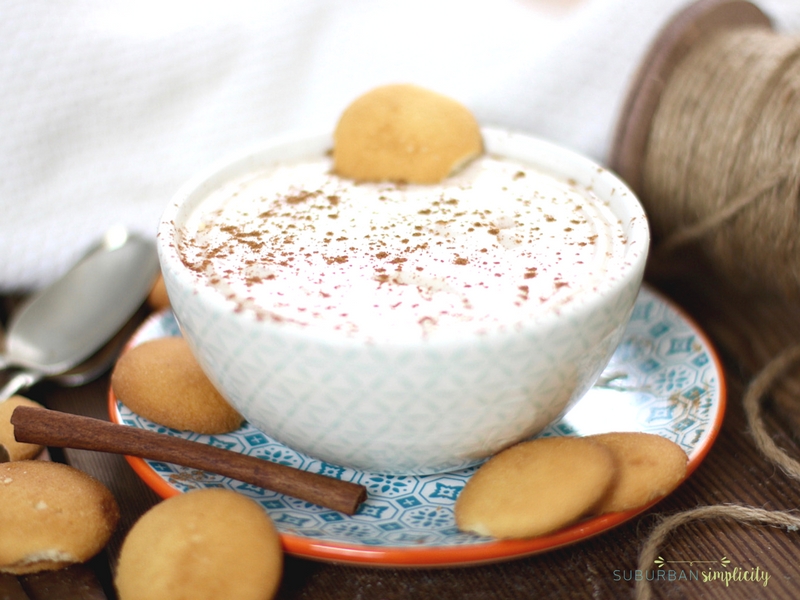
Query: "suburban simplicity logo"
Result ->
[[613, 555, 770, 588]]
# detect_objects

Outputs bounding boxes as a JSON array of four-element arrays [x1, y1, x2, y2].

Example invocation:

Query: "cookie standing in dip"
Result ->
[[177, 153, 628, 344]]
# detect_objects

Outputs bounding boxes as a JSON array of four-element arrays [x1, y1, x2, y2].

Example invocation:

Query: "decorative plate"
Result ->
[[110, 284, 725, 567]]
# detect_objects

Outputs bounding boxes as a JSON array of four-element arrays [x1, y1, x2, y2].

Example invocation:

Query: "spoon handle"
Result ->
[[10, 406, 367, 515], [0, 370, 42, 403]]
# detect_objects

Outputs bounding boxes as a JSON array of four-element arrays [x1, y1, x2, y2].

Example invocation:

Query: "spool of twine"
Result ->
[[642, 26, 800, 297]]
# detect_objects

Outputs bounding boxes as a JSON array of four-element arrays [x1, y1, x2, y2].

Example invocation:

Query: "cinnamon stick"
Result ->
[[11, 406, 366, 515]]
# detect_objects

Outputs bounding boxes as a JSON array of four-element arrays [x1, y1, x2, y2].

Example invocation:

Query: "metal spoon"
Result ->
[[0, 226, 159, 401], [0, 302, 151, 403]]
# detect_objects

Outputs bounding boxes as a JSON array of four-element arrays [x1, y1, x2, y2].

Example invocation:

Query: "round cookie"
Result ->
[[0, 461, 120, 574], [333, 84, 483, 183], [588, 432, 688, 514], [115, 489, 283, 600], [147, 273, 170, 311], [111, 337, 243, 434], [0, 396, 45, 461], [455, 437, 615, 539]]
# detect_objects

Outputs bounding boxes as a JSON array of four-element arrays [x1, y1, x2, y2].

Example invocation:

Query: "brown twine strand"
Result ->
[[642, 27, 800, 297], [743, 342, 800, 480], [635, 344, 800, 599], [635, 505, 800, 600]]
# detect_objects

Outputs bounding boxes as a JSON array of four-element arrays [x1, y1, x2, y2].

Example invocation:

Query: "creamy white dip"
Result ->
[[176, 154, 629, 342]]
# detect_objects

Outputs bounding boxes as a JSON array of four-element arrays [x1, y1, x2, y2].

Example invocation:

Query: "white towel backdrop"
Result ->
[[1, 0, 798, 291]]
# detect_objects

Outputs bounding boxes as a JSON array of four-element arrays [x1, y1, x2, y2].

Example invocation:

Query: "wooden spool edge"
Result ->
[[609, 0, 772, 196]]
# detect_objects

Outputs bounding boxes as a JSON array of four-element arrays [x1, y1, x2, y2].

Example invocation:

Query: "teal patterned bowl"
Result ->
[[157, 129, 649, 474]]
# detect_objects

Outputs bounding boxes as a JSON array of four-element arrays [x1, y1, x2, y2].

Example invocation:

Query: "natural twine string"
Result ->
[[642, 27, 800, 297], [635, 505, 800, 600], [743, 343, 800, 480], [633, 24, 800, 598]]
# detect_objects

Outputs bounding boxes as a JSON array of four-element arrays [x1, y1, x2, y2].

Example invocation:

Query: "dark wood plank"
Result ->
[[0, 573, 29, 600], [19, 564, 108, 600]]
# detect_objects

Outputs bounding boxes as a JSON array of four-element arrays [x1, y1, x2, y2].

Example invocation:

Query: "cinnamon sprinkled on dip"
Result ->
[[177, 155, 628, 342]]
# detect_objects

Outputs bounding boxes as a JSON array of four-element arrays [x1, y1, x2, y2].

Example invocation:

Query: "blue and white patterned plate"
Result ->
[[110, 284, 725, 566]]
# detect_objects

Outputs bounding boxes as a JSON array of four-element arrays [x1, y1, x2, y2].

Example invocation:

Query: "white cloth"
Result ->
[[2, 0, 799, 291]]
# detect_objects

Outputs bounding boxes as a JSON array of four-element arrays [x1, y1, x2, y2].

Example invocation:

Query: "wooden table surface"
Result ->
[[4, 263, 800, 600]]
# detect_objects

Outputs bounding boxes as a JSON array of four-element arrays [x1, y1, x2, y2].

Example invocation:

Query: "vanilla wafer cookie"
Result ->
[[111, 337, 243, 434], [588, 432, 688, 514], [0, 396, 45, 461], [455, 437, 615, 539], [333, 84, 483, 183], [115, 489, 282, 600], [0, 461, 119, 574]]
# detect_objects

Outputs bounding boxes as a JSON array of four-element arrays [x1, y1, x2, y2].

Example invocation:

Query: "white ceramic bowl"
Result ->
[[157, 128, 649, 474]]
